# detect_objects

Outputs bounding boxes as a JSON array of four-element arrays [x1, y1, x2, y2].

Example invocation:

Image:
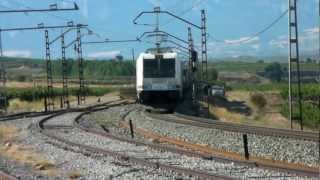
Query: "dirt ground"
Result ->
[[6, 92, 120, 113], [210, 91, 311, 131], [6, 81, 133, 88]]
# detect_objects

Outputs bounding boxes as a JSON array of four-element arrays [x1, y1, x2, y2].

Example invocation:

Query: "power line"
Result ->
[[208, 9, 289, 45], [161, 0, 206, 26], [134, 0, 206, 28], [9, 0, 73, 22]]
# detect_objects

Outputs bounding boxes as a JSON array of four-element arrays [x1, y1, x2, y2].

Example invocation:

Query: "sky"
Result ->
[[0, 0, 319, 59]]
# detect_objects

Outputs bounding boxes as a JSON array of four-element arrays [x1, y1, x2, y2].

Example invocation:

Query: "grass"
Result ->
[[0, 126, 58, 175], [209, 91, 297, 129], [229, 83, 287, 92], [210, 61, 319, 73], [3, 86, 112, 102]]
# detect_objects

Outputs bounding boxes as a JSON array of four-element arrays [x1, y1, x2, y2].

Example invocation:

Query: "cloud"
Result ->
[[88, 51, 121, 59], [3, 50, 31, 58], [269, 27, 319, 51], [269, 35, 287, 49], [303, 27, 319, 35], [224, 36, 259, 44], [204, 36, 261, 57]]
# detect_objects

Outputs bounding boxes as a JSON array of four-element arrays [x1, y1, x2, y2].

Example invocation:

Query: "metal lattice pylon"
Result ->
[[288, 0, 303, 130], [188, 27, 197, 104], [201, 10, 208, 83], [61, 34, 70, 108], [76, 27, 86, 105], [0, 64, 7, 111], [45, 30, 54, 111], [201, 10, 209, 113]]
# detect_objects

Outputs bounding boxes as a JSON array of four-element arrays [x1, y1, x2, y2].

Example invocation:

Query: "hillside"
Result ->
[[0, 56, 135, 81]]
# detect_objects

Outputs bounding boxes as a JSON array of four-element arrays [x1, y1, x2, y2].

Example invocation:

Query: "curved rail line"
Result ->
[[144, 111, 319, 142], [75, 107, 319, 178], [0, 100, 124, 121], [0, 171, 17, 180], [121, 120, 319, 177], [36, 102, 234, 180]]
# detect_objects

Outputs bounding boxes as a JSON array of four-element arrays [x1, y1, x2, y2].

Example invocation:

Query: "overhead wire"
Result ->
[[134, 0, 206, 28], [9, 0, 73, 22], [208, 8, 289, 45], [161, 0, 206, 27]]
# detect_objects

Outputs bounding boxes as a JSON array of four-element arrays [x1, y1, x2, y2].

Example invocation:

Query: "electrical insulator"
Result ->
[[191, 50, 197, 62], [191, 50, 197, 72]]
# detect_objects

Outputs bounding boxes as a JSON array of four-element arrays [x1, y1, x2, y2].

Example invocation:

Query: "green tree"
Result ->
[[207, 68, 218, 82], [264, 62, 283, 82]]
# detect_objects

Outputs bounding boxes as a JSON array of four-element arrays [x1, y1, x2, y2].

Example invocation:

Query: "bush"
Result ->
[[264, 62, 284, 82], [250, 93, 267, 109], [4, 87, 112, 102], [280, 102, 320, 128], [16, 75, 28, 82]]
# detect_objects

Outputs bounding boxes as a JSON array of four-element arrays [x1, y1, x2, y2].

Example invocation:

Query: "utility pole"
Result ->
[[0, 23, 80, 112], [48, 24, 88, 109], [201, 10, 209, 115], [60, 26, 93, 106], [188, 27, 197, 104], [0, 29, 2, 56], [45, 30, 54, 111], [60, 34, 69, 108], [132, 48, 136, 89], [76, 27, 85, 105], [0, 64, 7, 113], [288, 0, 303, 130], [42, 23, 88, 111]]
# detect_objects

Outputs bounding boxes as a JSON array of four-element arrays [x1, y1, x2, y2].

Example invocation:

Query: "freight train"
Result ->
[[136, 47, 189, 103]]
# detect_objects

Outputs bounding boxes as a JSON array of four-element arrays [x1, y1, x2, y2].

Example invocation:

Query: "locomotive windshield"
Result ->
[[143, 58, 175, 78]]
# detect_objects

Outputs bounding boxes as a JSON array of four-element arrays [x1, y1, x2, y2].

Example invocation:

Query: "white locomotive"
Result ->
[[136, 47, 187, 103]]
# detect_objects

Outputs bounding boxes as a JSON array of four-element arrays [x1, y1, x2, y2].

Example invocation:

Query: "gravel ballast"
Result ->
[[82, 104, 319, 179]]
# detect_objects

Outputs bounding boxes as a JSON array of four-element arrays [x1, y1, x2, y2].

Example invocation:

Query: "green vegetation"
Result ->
[[1, 87, 112, 102], [0, 57, 135, 82], [280, 102, 320, 128], [280, 83, 320, 100], [250, 93, 267, 109], [264, 62, 284, 82], [209, 61, 318, 73], [229, 83, 287, 91], [279, 83, 320, 128]]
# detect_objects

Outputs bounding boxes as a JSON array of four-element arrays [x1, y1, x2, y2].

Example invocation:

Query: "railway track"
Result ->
[[144, 111, 319, 142], [2, 101, 319, 178], [0, 100, 125, 121], [0, 171, 17, 180], [77, 108, 320, 178], [36, 101, 234, 179]]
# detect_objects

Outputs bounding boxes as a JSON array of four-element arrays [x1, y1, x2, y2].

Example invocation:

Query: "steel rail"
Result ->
[[73, 107, 319, 178], [36, 103, 234, 180], [144, 111, 319, 142], [121, 116, 319, 177], [0, 99, 126, 121], [0, 171, 17, 180]]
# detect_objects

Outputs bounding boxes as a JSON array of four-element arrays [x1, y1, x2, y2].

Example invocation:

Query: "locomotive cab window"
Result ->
[[143, 59, 158, 78], [143, 58, 175, 78], [160, 59, 175, 78]]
